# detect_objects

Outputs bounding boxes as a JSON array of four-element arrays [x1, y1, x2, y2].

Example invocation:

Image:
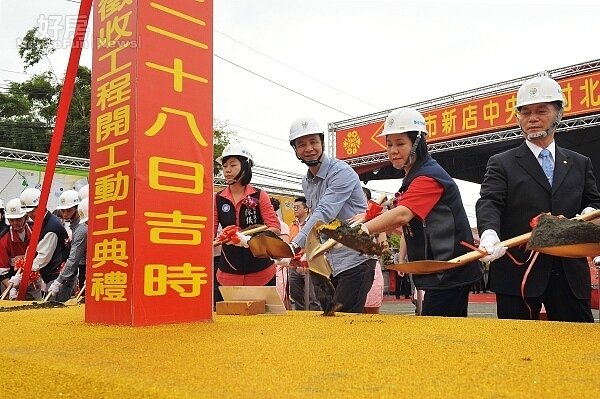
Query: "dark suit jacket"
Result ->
[[476, 141, 600, 299]]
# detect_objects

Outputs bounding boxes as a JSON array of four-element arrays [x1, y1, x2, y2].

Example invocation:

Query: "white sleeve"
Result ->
[[33, 232, 59, 270]]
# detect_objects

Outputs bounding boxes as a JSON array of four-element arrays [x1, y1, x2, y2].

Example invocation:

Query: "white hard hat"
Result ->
[[5, 198, 26, 219], [78, 197, 89, 223], [20, 187, 41, 211], [215, 142, 254, 167], [289, 116, 324, 143], [78, 184, 89, 200], [56, 189, 80, 210], [516, 75, 566, 109], [378, 107, 428, 137]]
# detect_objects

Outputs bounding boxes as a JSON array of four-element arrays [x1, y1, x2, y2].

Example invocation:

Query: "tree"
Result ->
[[18, 27, 55, 71], [1, 27, 234, 170], [213, 119, 236, 174]]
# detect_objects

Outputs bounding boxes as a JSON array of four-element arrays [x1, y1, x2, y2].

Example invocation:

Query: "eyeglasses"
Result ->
[[293, 205, 305, 210]]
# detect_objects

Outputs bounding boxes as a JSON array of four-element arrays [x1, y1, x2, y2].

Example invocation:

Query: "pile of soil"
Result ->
[[527, 214, 600, 250], [0, 301, 64, 312]]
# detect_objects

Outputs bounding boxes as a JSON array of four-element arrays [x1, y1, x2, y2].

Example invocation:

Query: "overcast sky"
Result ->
[[1, 0, 599, 220]]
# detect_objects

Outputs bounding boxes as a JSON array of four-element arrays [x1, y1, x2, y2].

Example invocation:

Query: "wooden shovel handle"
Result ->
[[0, 282, 13, 300], [73, 283, 86, 304], [309, 194, 387, 260], [574, 208, 600, 222], [0, 269, 22, 300], [212, 225, 269, 247], [449, 232, 532, 265], [44, 291, 53, 302], [451, 209, 600, 265]]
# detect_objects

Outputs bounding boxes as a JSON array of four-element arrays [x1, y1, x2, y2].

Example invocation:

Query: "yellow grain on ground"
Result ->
[[1, 304, 599, 398]]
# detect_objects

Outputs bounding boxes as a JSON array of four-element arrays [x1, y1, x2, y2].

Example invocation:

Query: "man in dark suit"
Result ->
[[476, 75, 600, 322]]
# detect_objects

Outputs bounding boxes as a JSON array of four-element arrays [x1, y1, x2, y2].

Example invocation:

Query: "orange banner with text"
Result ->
[[88, 1, 213, 326], [336, 70, 600, 159]]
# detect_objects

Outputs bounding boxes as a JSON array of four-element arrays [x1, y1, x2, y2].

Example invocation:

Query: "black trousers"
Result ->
[[421, 284, 471, 317], [496, 263, 593, 322], [330, 259, 376, 313]]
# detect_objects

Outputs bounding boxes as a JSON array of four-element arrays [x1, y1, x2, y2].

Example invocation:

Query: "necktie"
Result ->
[[539, 149, 554, 186]]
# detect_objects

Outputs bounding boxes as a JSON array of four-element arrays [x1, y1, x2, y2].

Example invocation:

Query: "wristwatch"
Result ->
[[289, 241, 302, 255]]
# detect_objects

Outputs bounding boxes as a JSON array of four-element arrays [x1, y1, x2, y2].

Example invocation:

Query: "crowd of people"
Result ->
[[2, 75, 598, 322], [215, 75, 600, 322], [0, 185, 89, 302]]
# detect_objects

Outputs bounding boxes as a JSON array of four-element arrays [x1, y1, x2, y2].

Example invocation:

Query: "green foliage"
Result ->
[[2, 26, 235, 171], [213, 119, 236, 174], [388, 233, 402, 249], [18, 28, 55, 70]]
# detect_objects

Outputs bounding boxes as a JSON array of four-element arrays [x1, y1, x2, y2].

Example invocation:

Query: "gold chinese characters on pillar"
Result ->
[[88, 0, 213, 326]]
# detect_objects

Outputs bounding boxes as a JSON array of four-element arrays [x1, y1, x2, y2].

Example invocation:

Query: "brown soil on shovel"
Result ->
[[527, 214, 600, 250], [317, 219, 383, 256]]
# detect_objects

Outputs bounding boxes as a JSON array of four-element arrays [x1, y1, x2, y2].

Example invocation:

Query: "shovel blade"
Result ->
[[533, 242, 600, 258], [306, 223, 333, 278], [248, 232, 294, 259]]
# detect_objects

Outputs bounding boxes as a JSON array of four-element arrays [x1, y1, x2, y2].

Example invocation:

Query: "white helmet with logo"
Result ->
[[378, 107, 428, 137], [289, 116, 324, 144], [56, 189, 80, 210], [5, 198, 26, 219], [215, 142, 254, 167], [78, 197, 89, 223], [516, 75, 566, 109], [78, 184, 89, 200], [20, 187, 41, 211]]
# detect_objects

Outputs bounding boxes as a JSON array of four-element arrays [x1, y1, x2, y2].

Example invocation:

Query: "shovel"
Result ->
[[387, 209, 600, 274], [529, 209, 600, 258], [247, 231, 295, 259], [308, 194, 387, 260], [386, 232, 532, 274], [0, 282, 13, 300], [305, 221, 333, 278]]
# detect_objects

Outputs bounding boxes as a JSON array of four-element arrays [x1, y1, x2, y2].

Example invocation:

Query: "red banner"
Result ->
[[88, 1, 213, 325], [336, 70, 600, 159]]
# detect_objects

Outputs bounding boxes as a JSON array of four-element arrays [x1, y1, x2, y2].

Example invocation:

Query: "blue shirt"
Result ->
[[293, 155, 369, 276]]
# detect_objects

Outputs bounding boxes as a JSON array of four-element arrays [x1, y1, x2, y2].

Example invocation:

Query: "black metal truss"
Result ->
[[329, 58, 600, 159], [0, 146, 90, 170], [0, 146, 305, 197], [214, 177, 303, 197], [343, 114, 600, 168]]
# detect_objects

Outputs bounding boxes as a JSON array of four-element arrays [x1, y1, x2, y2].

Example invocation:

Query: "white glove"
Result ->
[[9, 287, 18, 300], [274, 258, 291, 266], [31, 263, 40, 272], [581, 207, 596, 215], [48, 280, 63, 296], [9, 274, 21, 288], [478, 230, 507, 263], [232, 232, 250, 248]]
